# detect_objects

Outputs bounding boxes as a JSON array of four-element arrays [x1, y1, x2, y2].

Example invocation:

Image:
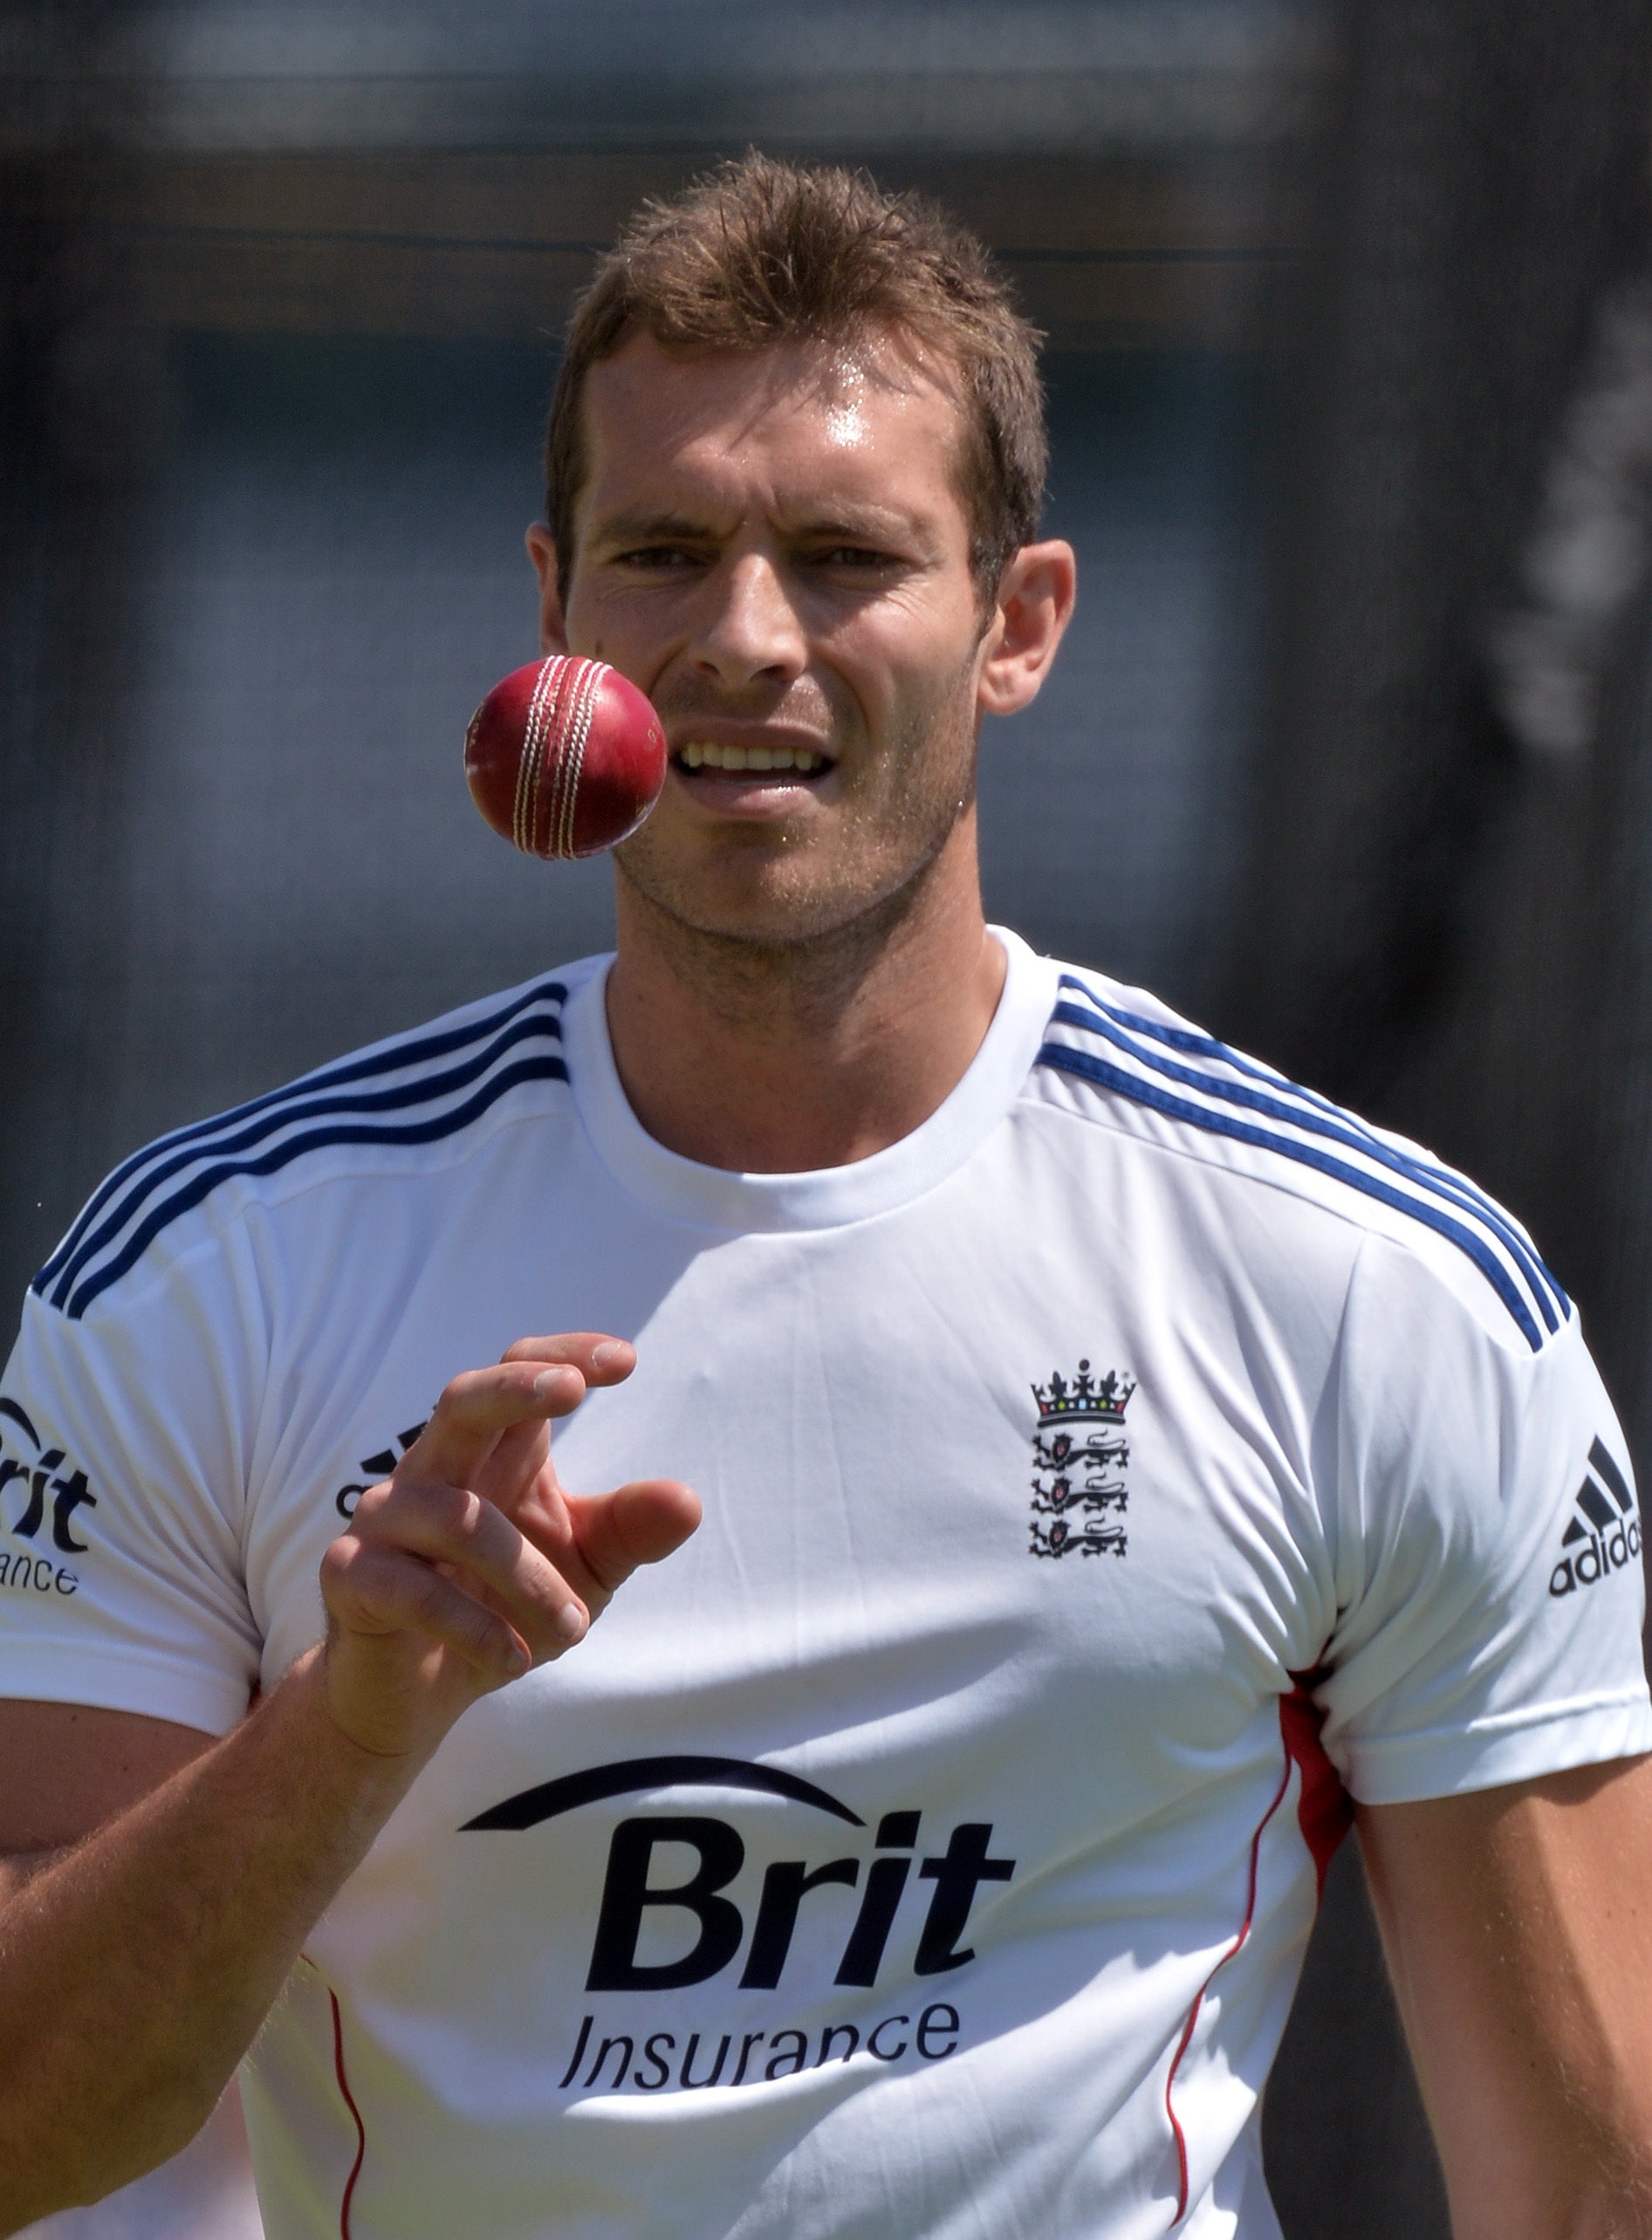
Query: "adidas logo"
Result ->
[[1549, 1437, 1641, 1598]]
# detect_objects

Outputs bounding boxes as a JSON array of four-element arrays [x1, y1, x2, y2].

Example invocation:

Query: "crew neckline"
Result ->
[[562, 926, 1059, 1233]]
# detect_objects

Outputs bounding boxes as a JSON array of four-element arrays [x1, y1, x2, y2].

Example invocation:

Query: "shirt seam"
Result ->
[[1345, 1683, 1652, 1762], [0, 1638, 251, 1716]]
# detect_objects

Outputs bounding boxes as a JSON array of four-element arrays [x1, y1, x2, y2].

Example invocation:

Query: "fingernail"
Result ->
[[556, 1602, 588, 1646], [533, 1367, 572, 1401], [504, 1640, 532, 1677], [591, 1340, 627, 1371]]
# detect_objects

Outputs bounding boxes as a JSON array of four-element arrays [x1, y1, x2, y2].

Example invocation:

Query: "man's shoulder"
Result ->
[[1023, 956, 1569, 1361], [31, 959, 604, 1326]]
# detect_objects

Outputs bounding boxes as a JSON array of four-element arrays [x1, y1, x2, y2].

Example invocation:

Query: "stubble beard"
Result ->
[[612, 659, 984, 1033]]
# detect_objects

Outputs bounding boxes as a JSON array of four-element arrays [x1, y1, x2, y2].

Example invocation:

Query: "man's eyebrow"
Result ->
[[585, 510, 720, 549], [784, 505, 926, 545], [586, 503, 933, 551]]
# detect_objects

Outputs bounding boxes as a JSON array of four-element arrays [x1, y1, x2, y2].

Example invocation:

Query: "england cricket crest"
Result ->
[[1028, 1360, 1136, 1558]]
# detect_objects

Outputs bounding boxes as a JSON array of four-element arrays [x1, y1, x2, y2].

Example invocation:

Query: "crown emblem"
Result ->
[[1031, 1360, 1136, 1428], [1027, 1360, 1137, 1560]]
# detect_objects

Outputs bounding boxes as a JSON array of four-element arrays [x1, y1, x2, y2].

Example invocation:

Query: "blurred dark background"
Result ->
[[5, 4, 1652, 2237]]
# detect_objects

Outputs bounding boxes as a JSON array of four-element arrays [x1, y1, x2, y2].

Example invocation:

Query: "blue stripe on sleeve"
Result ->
[[1036, 1038, 1545, 1352], [35, 977, 566, 1297], [42, 1008, 566, 1313], [1057, 974, 1568, 1325], [61, 1053, 571, 1321], [1049, 996, 1560, 1339]]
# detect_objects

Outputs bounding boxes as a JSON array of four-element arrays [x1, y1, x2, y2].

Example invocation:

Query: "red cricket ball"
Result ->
[[463, 656, 668, 859]]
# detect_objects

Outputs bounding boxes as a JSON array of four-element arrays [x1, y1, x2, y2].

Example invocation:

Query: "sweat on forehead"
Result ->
[[791, 335, 965, 428], [600, 330, 956, 440]]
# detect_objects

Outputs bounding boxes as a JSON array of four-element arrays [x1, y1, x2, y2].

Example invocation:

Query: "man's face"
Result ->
[[548, 332, 997, 949]]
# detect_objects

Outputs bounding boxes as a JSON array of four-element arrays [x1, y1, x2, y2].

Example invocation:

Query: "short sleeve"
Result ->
[[0, 1243, 264, 1737], [1313, 1230, 1652, 1805]]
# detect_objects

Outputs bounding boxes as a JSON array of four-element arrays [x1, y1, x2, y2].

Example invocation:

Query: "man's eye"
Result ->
[[616, 547, 704, 571], [816, 546, 895, 570]]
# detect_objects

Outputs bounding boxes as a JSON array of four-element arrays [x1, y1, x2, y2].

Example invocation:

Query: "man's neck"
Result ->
[[603, 840, 1007, 1175]]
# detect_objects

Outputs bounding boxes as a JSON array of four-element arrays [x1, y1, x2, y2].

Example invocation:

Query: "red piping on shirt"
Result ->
[[1163, 1750, 1293, 2226], [1162, 1679, 1354, 2226], [1280, 1670, 1354, 1903], [329, 1990, 367, 2240]]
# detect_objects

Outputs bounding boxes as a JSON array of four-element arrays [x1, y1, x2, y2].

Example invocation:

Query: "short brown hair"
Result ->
[[543, 154, 1047, 607]]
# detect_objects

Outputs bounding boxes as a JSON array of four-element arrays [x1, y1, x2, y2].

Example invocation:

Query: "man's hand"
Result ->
[[319, 1333, 699, 1760]]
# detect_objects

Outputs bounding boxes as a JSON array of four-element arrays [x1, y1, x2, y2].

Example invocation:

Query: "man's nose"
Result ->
[[689, 552, 807, 688]]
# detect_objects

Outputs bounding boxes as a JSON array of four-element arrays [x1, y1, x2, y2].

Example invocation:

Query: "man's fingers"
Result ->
[[343, 1480, 587, 1655], [469, 1416, 552, 1509], [500, 1333, 637, 1386], [408, 1362, 580, 1486], [407, 1335, 636, 1487], [322, 1539, 533, 1682], [566, 1479, 702, 1599]]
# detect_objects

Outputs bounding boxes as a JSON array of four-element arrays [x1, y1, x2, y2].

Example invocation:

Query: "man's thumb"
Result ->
[[569, 1478, 701, 1593]]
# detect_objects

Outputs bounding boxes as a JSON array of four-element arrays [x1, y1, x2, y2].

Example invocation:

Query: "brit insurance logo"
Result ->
[[1028, 1360, 1135, 1558], [1549, 1435, 1641, 1598], [0, 1396, 94, 1597], [462, 1756, 1015, 2097]]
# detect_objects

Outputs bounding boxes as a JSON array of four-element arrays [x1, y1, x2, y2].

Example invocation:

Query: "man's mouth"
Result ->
[[673, 740, 833, 779]]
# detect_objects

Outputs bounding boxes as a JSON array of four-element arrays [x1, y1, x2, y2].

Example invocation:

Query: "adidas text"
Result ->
[[1550, 1435, 1641, 1597], [1550, 1517, 1641, 1597]]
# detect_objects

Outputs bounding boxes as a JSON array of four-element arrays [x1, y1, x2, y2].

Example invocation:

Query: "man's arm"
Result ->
[[0, 1666, 422, 2231], [0, 1700, 215, 1901], [0, 1333, 698, 2237], [1359, 1755, 1652, 2238]]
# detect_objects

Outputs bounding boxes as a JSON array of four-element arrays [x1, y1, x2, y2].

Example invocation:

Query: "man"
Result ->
[[0, 154, 1649, 2240]]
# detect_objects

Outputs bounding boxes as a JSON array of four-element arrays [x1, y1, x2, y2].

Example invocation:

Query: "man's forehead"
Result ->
[[579, 331, 967, 494]]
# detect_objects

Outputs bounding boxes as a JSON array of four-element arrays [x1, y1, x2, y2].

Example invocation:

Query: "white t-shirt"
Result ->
[[2, 929, 1647, 2240]]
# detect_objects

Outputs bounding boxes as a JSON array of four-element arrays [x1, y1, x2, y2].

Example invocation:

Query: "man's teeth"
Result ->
[[678, 742, 826, 773]]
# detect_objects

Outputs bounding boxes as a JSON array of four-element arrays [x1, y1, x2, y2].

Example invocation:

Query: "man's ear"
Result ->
[[977, 539, 1078, 719], [524, 524, 571, 655]]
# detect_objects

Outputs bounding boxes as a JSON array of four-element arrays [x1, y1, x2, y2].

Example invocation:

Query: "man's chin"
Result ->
[[614, 848, 912, 956], [614, 786, 977, 960], [626, 890, 870, 955]]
